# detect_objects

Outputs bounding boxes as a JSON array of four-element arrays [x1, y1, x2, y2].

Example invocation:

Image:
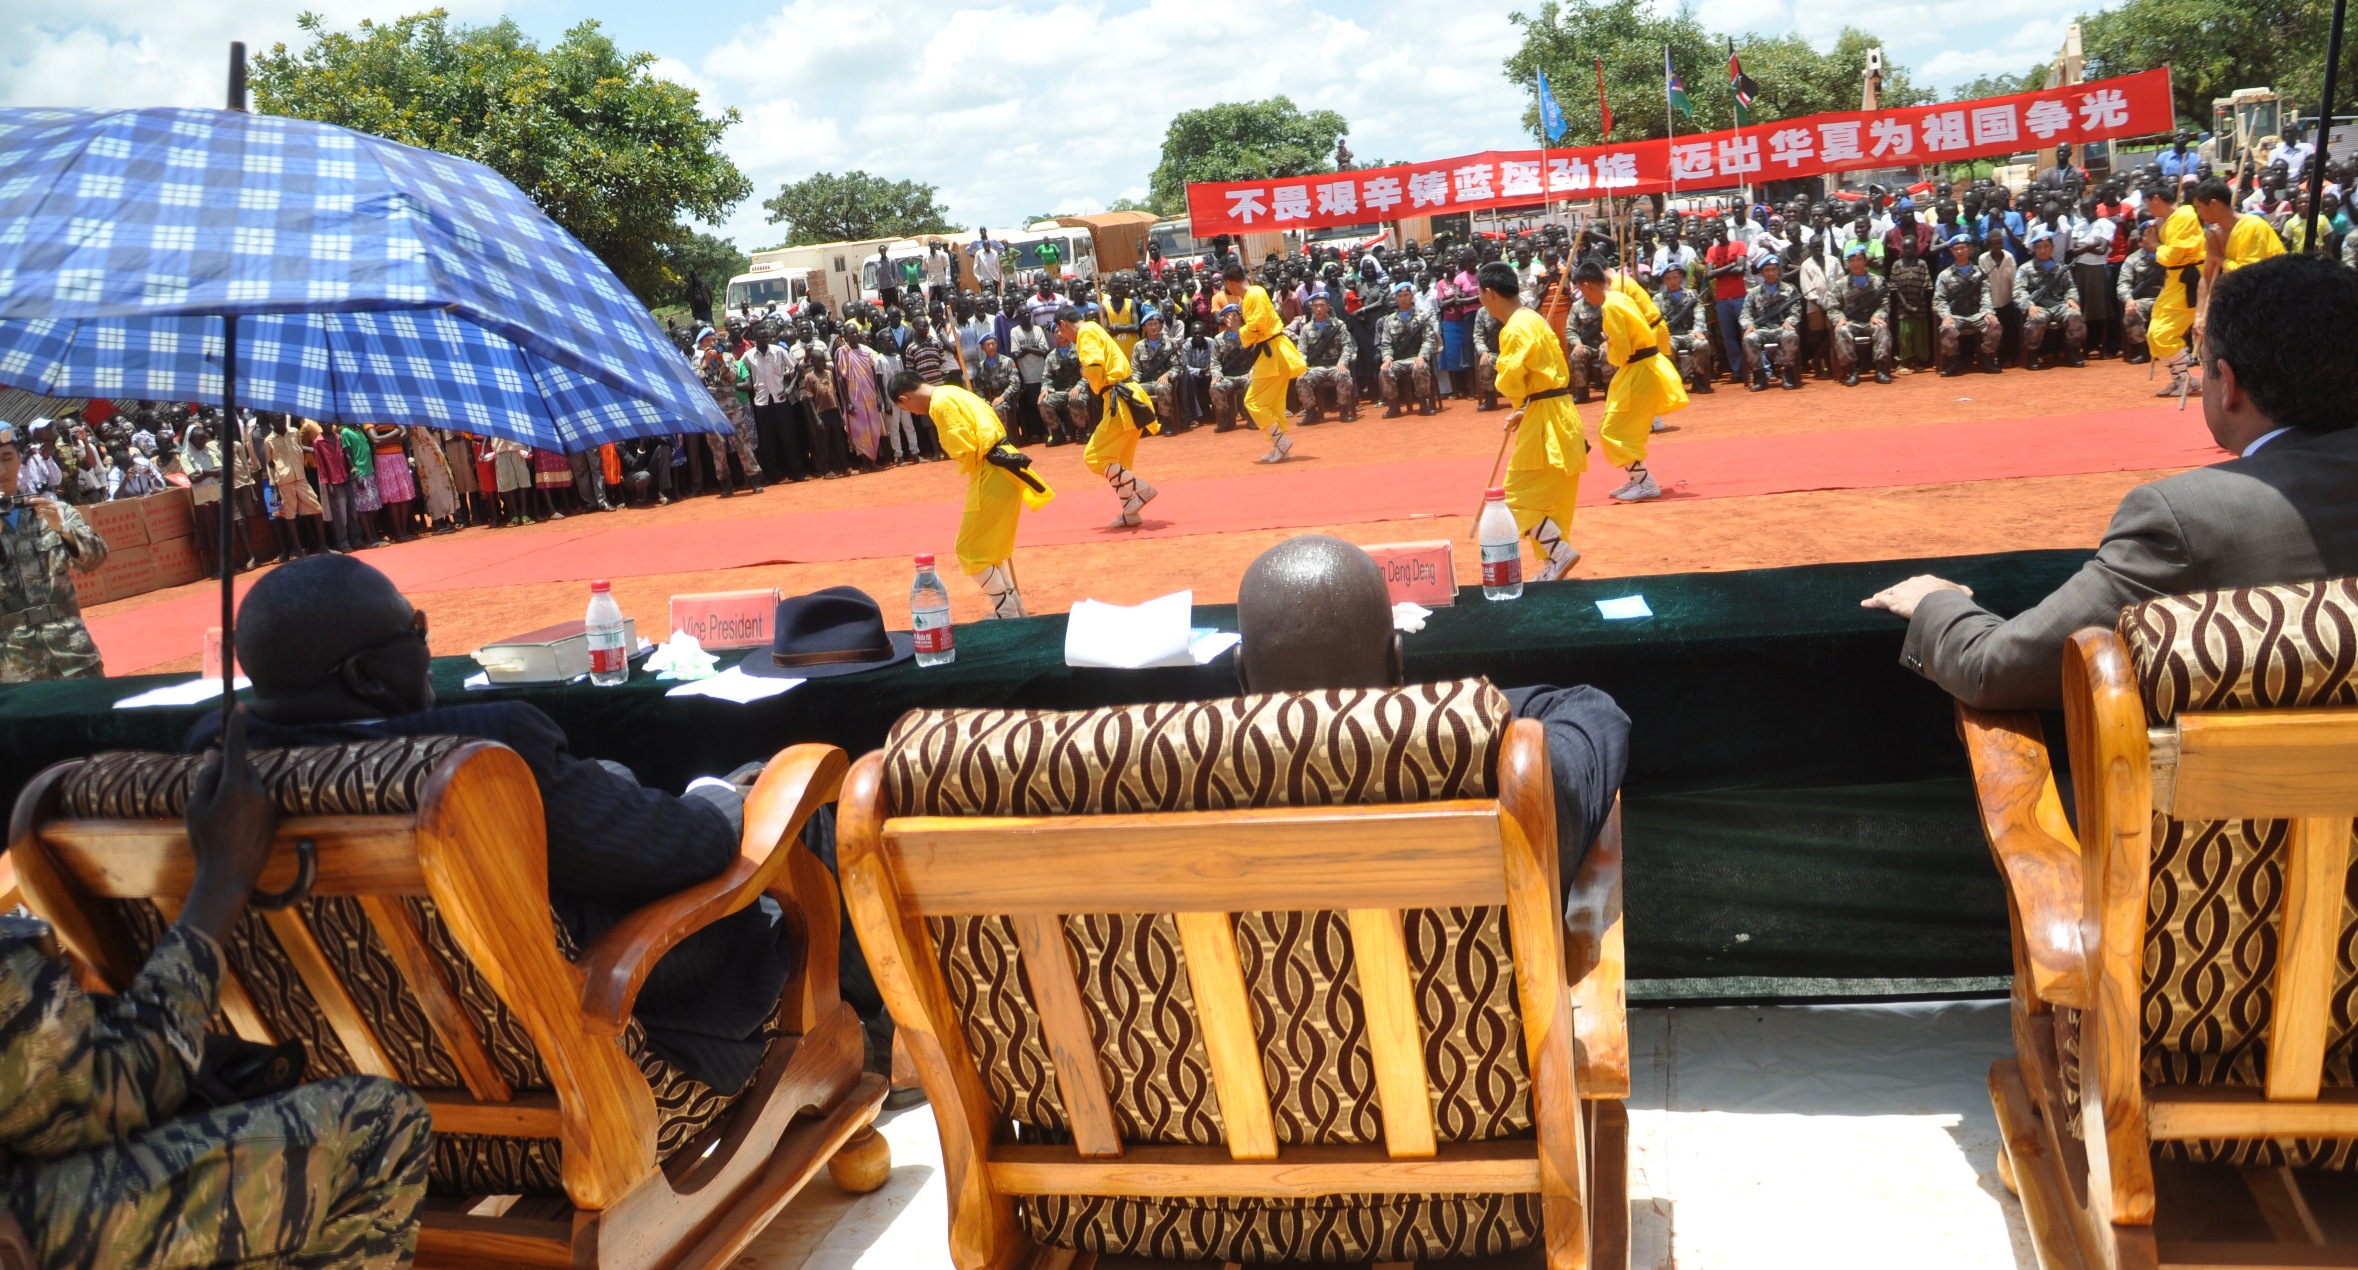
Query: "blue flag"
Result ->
[[1537, 68, 1568, 143]]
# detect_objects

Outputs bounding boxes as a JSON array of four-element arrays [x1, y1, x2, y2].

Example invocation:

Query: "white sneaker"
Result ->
[[1104, 511, 1142, 529], [977, 564, 1026, 619], [1609, 471, 1662, 502], [1256, 431, 1295, 464], [1649, 417, 1668, 433], [1124, 477, 1158, 516], [1536, 540, 1583, 581]]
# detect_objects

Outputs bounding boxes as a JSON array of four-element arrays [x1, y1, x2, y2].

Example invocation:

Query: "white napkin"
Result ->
[[1391, 601, 1432, 633], [1065, 590, 1200, 669], [1596, 595, 1654, 620], [113, 676, 251, 709], [645, 629, 721, 681], [665, 666, 802, 703]]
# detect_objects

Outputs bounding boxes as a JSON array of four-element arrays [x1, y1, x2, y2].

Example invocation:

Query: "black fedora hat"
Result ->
[[738, 586, 917, 679]]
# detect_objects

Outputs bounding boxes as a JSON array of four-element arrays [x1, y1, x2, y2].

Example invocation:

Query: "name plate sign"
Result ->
[[668, 589, 780, 650], [1362, 540, 1457, 607]]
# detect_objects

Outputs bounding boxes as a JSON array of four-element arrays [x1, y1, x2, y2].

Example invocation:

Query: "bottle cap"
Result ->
[[590, 579, 611, 593], [1484, 487, 1506, 500], [914, 553, 935, 567]]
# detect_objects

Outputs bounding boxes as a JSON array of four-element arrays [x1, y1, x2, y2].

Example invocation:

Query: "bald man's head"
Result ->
[[238, 554, 435, 722], [1235, 536, 1401, 694]]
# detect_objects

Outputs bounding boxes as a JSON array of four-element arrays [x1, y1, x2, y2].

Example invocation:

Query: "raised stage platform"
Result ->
[[0, 548, 2091, 993]]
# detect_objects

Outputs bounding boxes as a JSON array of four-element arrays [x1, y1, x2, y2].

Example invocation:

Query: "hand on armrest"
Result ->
[[578, 745, 848, 1036], [1563, 798, 1622, 986], [1956, 704, 2085, 1008]]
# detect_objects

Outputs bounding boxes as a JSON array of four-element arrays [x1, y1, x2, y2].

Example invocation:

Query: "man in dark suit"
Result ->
[[1234, 535, 1630, 896], [1865, 254, 2358, 709], [186, 555, 789, 1093]]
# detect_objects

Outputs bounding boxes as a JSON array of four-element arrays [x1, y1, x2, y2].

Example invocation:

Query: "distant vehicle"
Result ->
[[723, 264, 812, 316], [2206, 88, 2287, 172], [744, 238, 899, 314]]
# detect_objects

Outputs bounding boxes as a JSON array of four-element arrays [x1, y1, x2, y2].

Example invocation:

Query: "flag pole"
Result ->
[[1537, 69, 1552, 231], [1665, 45, 1679, 207]]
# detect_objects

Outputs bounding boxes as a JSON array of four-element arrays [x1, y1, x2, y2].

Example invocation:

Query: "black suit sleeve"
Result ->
[[1499, 685, 1631, 907], [489, 704, 741, 903]]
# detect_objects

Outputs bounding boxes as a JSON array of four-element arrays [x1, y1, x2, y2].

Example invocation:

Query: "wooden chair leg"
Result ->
[[826, 1123, 893, 1195]]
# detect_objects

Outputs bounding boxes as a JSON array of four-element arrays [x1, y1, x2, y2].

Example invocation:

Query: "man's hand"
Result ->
[[29, 497, 65, 533], [984, 443, 1033, 473], [176, 707, 279, 944], [1503, 409, 1525, 434], [1861, 574, 1975, 622]]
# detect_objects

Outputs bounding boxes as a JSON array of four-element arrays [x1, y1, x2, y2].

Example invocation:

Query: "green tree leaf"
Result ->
[[250, 10, 751, 303], [1146, 98, 1349, 216], [760, 170, 961, 245]]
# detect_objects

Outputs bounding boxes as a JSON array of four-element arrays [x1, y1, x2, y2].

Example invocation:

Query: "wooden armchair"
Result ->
[[1962, 578, 2358, 1270], [840, 679, 1629, 1269], [6, 736, 889, 1270]]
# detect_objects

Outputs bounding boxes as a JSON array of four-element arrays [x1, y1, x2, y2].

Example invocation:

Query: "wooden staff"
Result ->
[[1466, 414, 1518, 540]]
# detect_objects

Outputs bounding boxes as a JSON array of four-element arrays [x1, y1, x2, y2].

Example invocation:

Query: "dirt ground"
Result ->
[[98, 356, 2198, 674]]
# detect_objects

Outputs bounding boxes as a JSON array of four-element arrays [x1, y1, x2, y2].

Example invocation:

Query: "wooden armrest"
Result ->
[[1956, 704, 2085, 1008], [578, 744, 848, 1036], [1567, 799, 1628, 1099]]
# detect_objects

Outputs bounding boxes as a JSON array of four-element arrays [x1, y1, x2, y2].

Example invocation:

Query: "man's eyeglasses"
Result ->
[[321, 607, 428, 684]]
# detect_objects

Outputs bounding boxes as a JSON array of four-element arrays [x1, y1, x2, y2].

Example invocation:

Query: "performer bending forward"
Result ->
[[890, 372, 1054, 618], [1220, 263, 1306, 463], [1479, 260, 1585, 580], [1057, 303, 1163, 528], [1578, 258, 1688, 501]]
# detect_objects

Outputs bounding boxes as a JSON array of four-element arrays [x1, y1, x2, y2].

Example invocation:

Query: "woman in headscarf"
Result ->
[[834, 330, 884, 464], [409, 424, 461, 533]]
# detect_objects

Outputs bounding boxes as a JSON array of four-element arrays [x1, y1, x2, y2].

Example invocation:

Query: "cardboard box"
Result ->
[[139, 487, 194, 545], [668, 588, 781, 650], [85, 544, 154, 606], [83, 499, 147, 552], [148, 535, 206, 588], [1361, 540, 1459, 608]]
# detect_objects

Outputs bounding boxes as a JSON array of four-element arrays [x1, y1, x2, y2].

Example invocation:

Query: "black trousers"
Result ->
[[753, 401, 805, 481], [811, 406, 851, 475]]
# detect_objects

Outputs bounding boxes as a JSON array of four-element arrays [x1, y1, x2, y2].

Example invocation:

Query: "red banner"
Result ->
[[1184, 69, 2174, 237]]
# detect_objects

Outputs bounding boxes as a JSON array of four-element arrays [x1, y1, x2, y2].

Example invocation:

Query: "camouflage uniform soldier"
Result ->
[[1826, 251, 1895, 385], [1740, 258, 1806, 390], [1654, 272, 1715, 392], [695, 330, 765, 494], [0, 423, 108, 683], [2017, 233, 2087, 368], [1933, 238, 2004, 376], [1, 712, 432, 1268], [1209, 314, 1256, 430], [1128, 316, 1181, 429], [1374, 285, 1438, 416], [1471, 307, 1503, 409], [968, 335, 1022, 433], [1565, 295, 1614, 402], [1039, 342, 1090, 442], [2116, 225, 2164, 365], [1291, 296, 1357, 423]]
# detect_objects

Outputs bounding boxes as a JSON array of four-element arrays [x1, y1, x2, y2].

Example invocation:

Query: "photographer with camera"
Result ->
[[0, 422, 108, 683]]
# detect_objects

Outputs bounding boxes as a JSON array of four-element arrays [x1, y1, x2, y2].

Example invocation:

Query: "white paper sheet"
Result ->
[[1187, 630, 1242, 663], [1596, 595, 1654, 620], [1064, 590, 1200, 668], [112, 676, 252, 709], [664, 666, 802, 703]]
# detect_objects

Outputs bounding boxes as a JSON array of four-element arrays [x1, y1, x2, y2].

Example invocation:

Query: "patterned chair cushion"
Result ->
[[64, 744, 762, 1197], [886, 681, 1538, 1258], [2076, 581, 2358, 1168]]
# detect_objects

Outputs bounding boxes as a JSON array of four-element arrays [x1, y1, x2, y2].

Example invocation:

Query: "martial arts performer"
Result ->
[[1220, 262, 1306, 463], [1057, 303, 1163, 529], [1479, 259, 1584, 580], [889, 372, 1054, 619], [1574, 258, 1687, 502]]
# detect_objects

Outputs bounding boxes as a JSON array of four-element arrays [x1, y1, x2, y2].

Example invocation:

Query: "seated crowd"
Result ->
[[1, 251, 2355, 1261]]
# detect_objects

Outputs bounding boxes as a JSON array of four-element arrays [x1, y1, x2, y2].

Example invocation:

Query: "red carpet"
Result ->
[[86, 403, 2222, 673]]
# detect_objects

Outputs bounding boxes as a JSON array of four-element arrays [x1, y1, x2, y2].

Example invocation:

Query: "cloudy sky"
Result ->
[[1, 0, 2098, 248]]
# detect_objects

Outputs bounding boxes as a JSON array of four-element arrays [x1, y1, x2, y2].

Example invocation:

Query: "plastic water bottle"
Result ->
[[912, 554, 955, 667], [1478, 488, 1524, 602], [585, 580, 630, 685]]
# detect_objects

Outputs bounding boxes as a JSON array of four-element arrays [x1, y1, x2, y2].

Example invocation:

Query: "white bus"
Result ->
[[722, 264, 813, 316]]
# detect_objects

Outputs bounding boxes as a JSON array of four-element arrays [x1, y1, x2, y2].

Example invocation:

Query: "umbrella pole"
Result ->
[[220, 312, 238, 729]]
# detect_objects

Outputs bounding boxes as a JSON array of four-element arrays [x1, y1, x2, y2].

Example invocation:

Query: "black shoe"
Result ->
[[1045, 434, 1070, 446], [1874, 369, 1893, 385], [1420, 400, 1437, 416], [1382, 404, 1401, 419], [1691, 376, 1714, 395], [1940, 359, 1962, 378], [1843, 370, 1859, 387], [2126, 350, 2150, 365], [1301, 409, 1322, 426], [1782, 365, 1800, 390], [2067, 352, 2086, 368], [1573, 387, 1591, 404], [1746, 371, 1766, 392], [2026, 355, 2043, 371], [1980, 355, 2002, 375], [1213, 421, 1239, 433], [1341, 408, 1359, 421]]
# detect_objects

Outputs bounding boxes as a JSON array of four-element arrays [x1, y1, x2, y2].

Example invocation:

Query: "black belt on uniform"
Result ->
[[1525, 386, 1573, 403], [2176, 265, 2201, 308], [1626, 346, 1659, 362], [0, 604, 60, 632]]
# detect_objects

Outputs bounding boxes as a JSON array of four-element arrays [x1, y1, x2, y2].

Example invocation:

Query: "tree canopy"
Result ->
[[251, 10, 751, 303], [2080, 0, 2357, 130], [1503, 0, 1928, 144], [659, 230, 749, 312], [760, 171, 959, 245], [1147, 98, 1349, 215]]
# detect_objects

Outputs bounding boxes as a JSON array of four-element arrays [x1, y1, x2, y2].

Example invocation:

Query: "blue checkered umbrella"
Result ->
[[0, 99, 731, 718], [0, 106, 728, 450]]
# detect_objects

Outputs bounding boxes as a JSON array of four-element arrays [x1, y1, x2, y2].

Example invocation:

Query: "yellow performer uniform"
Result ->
[[931, 383, 1053, 618], [2220, 211, 2288, 272], [1074, 319, 1162, 528], [1610, 271, 1673, 357], [1597, 287, 1689, 472], [1496, 306, 1586, 581], [2147, 204, 2205, 363], [1099, 293, 1142, 358], [1233, 282, 1307, 462]]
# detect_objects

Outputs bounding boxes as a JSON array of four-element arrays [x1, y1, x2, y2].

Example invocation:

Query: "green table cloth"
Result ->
[[0, 549, 2094, 988]]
